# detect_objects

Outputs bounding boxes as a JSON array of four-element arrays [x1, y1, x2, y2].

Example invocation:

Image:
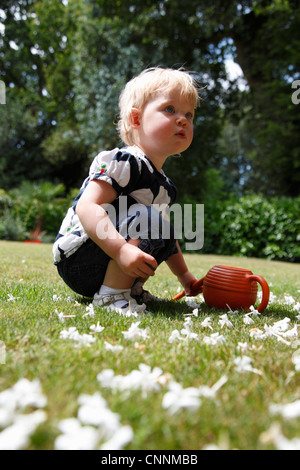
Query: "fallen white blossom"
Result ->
[[184, 307, 200, 317], [197, 376, 228, 399], [0, 410, 47, 450], [104, 341, 123, 352], [54, 392, 133, 450], [168, 319, 199, 342], [202, 443, 221, 450], [249, 317, 298, 345], [100, 425, 134, 451], [90, 322, 105, 333], [180, 318, 199, 340], [74, 334, 96, 347], [59, 326, 78, 339], [249, 328, 265, 339], [237, 342, 249, 353], [256, 291, 277, 305], [55, 418, 101, 450], [84, 303, 95, 317], [0, 379, 47, 450], [203, 332, 226, 346], [260, 423, 300, 450], [292, 352, 300, 371], [162, 376, 227, 415], [200, 317, 213, 330], [77, 393, 121, 431], [243, 314, 255, 325], [97, 364, 164, 397], [226, 305, 240, 314], [122, 321, 149, 341], [118, 308, 140, 318], [0, 378, 47, 412], [293, 302, 300, 313], [248, 305, 261, 316], [162, 381, 202, 415], [269, 399, 300, 420], [55, 308, 76, 322], [59, 327, 96, 347], [7, 294, 19, 302], [234, 355, 263, 375], [168, 329, 182, 343], [219, 314, 233, 328], [55, 309, 65, 322], [283, 295, 296, 305]]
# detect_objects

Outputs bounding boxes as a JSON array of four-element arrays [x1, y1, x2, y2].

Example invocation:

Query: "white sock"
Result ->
[[98, 285, 131, 309], [99, 285, 130, 295]]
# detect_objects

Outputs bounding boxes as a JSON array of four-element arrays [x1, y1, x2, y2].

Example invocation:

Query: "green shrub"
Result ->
[[209, 195, 300, 262], [0, 208, 28, 241], [0, 182, 78, 242], [1, 181, 299, 262]]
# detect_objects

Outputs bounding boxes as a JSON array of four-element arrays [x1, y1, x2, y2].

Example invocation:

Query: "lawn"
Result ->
[[0, 240, 300, 450]]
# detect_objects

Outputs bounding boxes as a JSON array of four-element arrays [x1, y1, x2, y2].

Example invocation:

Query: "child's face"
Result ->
[[133, 89, 194, 162]]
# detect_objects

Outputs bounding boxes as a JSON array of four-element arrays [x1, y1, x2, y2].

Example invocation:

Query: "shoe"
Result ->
[[131, 280, 162, 303], [93, 291, 146, 314]]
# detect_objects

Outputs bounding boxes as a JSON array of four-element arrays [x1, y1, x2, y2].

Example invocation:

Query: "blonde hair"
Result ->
[[117, 67, 201, 146]]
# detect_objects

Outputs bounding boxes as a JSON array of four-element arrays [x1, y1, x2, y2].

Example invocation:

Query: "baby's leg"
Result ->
[[93, 238, 148, 313], [93, 203, 177, 312], [101, 238, 142, 289]]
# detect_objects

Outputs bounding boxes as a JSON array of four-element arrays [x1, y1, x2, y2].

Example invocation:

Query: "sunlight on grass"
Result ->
[[1, 241, 300, 450]]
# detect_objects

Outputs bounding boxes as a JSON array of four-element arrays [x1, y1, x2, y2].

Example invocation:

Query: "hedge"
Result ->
[[1, 183, 299, 262], [202, 195, 300, 262]]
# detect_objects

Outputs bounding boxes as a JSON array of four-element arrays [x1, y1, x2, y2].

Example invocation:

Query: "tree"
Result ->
[[0, 0, 299, 198], [0, 0, 89, 190], [226, 1, 300, 196]]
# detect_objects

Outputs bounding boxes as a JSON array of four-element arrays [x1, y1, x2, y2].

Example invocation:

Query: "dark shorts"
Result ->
[[56, 204, 178, 297]]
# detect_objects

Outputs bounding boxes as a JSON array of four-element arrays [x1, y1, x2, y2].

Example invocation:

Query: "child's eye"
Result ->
[[186, 112, 194, 120], [164, 105, 175, 114]]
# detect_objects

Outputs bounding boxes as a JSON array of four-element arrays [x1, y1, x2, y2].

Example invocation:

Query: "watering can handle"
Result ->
[[247, 274, 270, 312], [173, 277, 205, 301]]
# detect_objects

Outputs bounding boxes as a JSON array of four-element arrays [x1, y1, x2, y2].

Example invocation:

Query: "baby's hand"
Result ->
[[177, 271, 198, 296], [116, 243, 157, 279]]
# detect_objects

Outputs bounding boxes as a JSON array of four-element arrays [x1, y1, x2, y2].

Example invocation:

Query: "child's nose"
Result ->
[[176, 115, 187, 126]]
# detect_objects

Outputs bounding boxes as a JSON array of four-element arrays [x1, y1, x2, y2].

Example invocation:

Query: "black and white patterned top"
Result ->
[[53, 146, 177, 264]]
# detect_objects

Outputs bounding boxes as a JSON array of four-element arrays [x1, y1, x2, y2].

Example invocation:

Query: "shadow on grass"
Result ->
[[75, 295, 194, 318], [146, 299, 298, 321], [75, 295, 297, 320]]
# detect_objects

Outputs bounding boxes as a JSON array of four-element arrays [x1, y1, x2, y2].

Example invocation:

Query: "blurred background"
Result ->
[[0, 0, 299, 261]]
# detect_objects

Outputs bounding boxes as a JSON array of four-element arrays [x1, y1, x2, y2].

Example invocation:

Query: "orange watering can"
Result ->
[[173, 265, 270, 313]]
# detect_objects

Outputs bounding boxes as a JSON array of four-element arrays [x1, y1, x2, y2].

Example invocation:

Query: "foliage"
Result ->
[[0, 0, 299, 199], [202, 195, 300, 262], [1, 180, 299, 262], [0, 208, 28, 241], [0, 181, 77, 242]]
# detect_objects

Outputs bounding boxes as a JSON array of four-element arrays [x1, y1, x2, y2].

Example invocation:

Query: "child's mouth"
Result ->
[[175, 131, 186, 138]]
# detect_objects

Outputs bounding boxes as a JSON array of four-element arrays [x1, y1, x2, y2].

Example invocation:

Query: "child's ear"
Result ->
[[130, 108, 141, 128]]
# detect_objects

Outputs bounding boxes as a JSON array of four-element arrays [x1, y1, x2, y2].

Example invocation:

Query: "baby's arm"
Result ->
[[166, 242, 198, 296], [76, 180, 157, 279]]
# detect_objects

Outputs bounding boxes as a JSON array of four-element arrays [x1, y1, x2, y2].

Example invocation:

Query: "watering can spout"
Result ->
[[173, 278, 204, 300]]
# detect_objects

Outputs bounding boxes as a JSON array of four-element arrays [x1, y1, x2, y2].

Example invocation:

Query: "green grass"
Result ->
[[1, 240, 300, 450]]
